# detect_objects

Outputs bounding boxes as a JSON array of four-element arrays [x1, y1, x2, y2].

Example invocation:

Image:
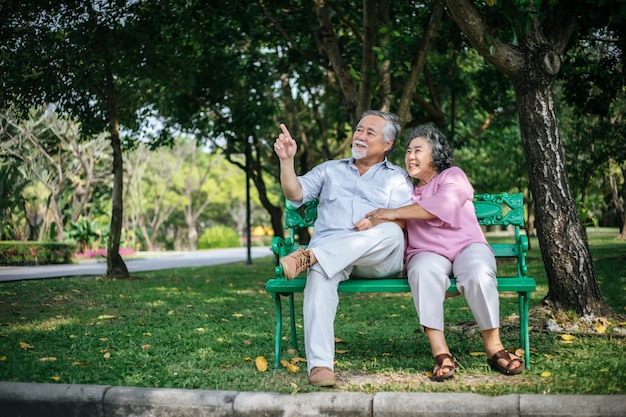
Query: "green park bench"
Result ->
[[266, 192, 536, 370]]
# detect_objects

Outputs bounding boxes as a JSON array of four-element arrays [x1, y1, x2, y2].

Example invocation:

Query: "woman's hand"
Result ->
[[365, 208, 397, 222]]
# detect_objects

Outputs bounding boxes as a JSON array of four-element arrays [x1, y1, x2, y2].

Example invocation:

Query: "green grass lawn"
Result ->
[[0, 232, 625, 395]]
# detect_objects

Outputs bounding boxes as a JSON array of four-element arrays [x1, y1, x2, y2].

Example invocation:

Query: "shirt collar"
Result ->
[[344, 157, 392, 168]]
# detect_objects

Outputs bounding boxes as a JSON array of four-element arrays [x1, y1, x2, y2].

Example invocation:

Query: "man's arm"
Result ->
[[274, 124, 303, 201]]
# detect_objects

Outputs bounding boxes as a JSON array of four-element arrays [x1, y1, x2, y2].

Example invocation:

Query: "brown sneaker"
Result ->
[[308, 366, 336, 387], [279, 248, 311, 280]]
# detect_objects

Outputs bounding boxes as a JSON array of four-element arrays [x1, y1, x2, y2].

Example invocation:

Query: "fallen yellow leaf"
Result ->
[[0, 356, 7, 361], [255, 356, 268, 372], [99, 338, 108, 341], [485, 0, 495, 6], [560, 334, 575, 341], [141, 344, 150, 351], [103, 352, 111, 359], [280, 360, 299, 373], [541, 371, 552, 378], [242, 339, 252, 345], [334, 337, 345, 343], [50, 376, 61, 382], [97, 315, 115, 319], [469, 351, 486, 356], [596, 325, 607, 334], [335, 349, 350, 354], [290, 357, 307, 364], [232, 313, 243, 318], [39, 357, 57, 362], [19, 342, 33, 349], [515, 348, 525, 358], [290, 381, 300, 395]]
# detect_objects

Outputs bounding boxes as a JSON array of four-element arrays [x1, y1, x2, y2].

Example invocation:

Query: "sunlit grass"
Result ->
[[0, 233, 624, 394]]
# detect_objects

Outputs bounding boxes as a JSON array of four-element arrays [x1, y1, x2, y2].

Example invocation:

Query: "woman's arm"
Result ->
[[365, 203, 437, 222]]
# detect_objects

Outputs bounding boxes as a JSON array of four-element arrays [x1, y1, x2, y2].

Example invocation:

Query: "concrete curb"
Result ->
[[0, 381, 624, 417]]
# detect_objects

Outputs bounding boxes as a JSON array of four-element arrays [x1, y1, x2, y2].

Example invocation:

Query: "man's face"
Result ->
[[351, 115, 393, 161]]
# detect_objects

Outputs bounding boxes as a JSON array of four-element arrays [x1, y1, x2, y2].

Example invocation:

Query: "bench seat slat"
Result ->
[[266, 277, 536, 294]]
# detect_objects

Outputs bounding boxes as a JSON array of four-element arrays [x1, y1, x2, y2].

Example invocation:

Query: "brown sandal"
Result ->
[[432, 353, 457, 382], [487, 349, 525, 375]]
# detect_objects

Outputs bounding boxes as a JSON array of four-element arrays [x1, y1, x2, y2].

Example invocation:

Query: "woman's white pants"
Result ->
[[406, 243, 499, 332]]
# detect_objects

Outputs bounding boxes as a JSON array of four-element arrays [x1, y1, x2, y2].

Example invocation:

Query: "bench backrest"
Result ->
[[276, 192, 529, 278]]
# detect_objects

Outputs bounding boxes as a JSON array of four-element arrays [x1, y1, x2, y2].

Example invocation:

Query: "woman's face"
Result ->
[[405, 136, 436, 182]]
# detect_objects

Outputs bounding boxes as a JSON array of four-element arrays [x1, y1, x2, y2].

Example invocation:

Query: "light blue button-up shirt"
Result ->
[[289, 158, 414, 246]]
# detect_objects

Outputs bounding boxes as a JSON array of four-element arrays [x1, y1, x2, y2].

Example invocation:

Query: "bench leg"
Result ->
[[518, 292, 531, 369], [273, 293, 283, 369], [273, 292, 299, 369], [288, 292, 299, 351]]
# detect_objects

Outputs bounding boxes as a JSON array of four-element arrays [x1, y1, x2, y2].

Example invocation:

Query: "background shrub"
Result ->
[[0, 241, 77, 265], [197, 225, 240, 249]]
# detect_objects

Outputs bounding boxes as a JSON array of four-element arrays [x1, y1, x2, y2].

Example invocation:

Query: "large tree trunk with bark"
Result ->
[[512, 64, 608, 316]]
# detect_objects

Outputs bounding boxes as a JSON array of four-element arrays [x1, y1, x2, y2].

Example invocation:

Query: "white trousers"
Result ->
[[303, 222, 405, 373], [406, 243, 499, 332]]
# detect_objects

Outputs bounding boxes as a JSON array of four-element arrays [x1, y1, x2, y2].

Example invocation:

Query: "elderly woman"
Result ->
[[366, 125, 524, 381]]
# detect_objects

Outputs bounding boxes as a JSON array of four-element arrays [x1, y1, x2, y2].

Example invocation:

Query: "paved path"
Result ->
[[0, 247, 272, 281]]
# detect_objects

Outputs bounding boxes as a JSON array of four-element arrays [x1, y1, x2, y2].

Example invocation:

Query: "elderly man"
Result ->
[[273, 110, 413, 386]]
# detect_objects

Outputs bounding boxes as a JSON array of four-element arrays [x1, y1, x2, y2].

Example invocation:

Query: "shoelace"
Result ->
[[293, 249, 310, 270]]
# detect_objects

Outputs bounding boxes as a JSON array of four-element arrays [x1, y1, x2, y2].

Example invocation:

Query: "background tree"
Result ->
[[0, 159, 27, 240], [559, 20, 626, 237], [0, 0, 180, 277], [442, 0, 623, 318], [0, 107, 111, 241]]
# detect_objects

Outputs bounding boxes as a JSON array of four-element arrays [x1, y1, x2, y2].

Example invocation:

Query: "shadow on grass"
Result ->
[[0, 235, 625, 395]]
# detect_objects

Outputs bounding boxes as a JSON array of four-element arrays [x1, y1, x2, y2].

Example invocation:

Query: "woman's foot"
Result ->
[[487, 349, 524, 375], [432, 353, 457, 381]]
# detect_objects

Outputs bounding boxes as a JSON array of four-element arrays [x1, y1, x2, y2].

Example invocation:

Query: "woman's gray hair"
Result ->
[[359, 110, 401, 144], [406, 125, 454, 172]]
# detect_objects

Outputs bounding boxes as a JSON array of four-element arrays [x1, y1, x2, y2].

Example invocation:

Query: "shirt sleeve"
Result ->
[[418, 167, 474, 228], [288, 161, 330, 207], [389, 169, 414, 208]]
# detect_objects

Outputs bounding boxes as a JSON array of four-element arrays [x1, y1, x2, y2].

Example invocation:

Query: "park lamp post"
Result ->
[[244, 136, 252, 265], [225, 136, 252, 265]]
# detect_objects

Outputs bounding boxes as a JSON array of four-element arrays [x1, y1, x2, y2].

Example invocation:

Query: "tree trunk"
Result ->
[[609, 167, 626, 239], [106, 104, 129, 279], [512, 68, 607, 316]]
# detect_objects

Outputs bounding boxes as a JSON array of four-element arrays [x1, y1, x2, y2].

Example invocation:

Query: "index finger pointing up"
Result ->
[[279, 124, 292, 139]]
